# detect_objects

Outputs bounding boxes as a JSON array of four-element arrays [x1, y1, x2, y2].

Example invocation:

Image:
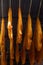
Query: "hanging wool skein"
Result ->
[[1, 0, 6, 65], [33, 0, 43, 64], [7, 0, 14, 65], [15, 0, 23, 64]]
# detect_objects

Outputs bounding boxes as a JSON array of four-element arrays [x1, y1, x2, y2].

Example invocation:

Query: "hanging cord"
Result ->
[[9, 0, 11, 8], [19, 0, 21, 8], [1, 0, 4, 17], [37, 0, 42, 17], [29, 0, 32, 14]]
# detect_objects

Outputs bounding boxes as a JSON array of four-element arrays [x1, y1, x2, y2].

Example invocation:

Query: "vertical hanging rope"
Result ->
[[9, 0, 11, 8], [29, 0, 32, 14], [19, 0, 21, 8], [37, 0, 42, 17], [1, 0, 3, 17]]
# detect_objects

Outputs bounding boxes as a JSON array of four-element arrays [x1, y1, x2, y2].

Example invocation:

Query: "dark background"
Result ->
[[0, 0, 43, 65]]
